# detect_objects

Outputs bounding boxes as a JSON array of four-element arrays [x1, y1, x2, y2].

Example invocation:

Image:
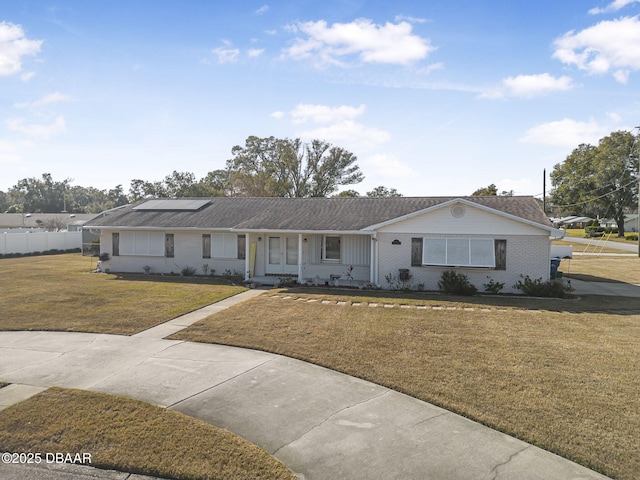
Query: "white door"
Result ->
[[266, 236, 298, 274]]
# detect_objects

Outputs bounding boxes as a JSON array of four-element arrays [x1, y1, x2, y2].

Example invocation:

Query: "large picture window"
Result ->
[[422, 238, 495, 267], [119, 231, 165, 256]]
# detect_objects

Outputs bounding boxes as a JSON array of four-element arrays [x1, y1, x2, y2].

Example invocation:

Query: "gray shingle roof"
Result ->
[[84, 196, 552, 231]]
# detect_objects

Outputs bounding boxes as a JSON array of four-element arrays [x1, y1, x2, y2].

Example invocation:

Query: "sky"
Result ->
[[1, 0, 640, 198]]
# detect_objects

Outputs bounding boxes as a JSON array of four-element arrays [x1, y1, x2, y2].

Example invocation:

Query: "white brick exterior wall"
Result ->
[[376, 232, 551, 293]]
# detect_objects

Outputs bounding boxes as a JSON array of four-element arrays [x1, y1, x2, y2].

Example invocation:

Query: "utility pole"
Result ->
[[543, 168, 546, 214], [629, 127, 640, 257]]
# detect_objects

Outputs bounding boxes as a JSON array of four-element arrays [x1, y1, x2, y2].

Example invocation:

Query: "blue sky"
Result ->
[[1, 0, 639, 197]]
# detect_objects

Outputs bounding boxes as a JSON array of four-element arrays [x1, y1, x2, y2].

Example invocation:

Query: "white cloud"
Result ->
[[606, 111, 623, 122], [394, 15, 428, 24], [298, 120, 390, 146], [0, 22, 42, 77], [520, 118, 609, 147], [14, 92, 73, 109], [247, 48, 265, 58], [275, 103, 390, 151], [5, 116, 66, 140], [503, 73, 575, 97], [211, 41, 240, 63], [481, 73, 575, 99], [255, 5, 269, 15], [363, 153, 413, 179], [553, 16, 640, 82], [589, 0, 640, 14], [290, 103, 366, 124], [282, 18, 435, 67], [20, 71, 36, 82]]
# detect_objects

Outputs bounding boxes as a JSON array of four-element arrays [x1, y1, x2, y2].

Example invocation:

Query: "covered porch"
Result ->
[[239, 231, 376, 287]]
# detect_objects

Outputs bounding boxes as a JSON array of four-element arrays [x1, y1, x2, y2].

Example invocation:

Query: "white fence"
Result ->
[[0, 231, 82, 255]]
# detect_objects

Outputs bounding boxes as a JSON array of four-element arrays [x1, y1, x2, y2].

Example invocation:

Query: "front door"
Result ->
[[266, 236, 298, 275]]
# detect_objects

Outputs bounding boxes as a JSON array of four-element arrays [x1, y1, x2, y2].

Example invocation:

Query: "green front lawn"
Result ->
[[0, 254, 245, 334]]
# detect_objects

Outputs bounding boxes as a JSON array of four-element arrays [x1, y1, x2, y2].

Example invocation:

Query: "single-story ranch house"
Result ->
[[83, 196, 564, 293]]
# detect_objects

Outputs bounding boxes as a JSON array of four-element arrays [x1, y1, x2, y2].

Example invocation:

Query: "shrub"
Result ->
[[180, 265, 196, 276], [626, 234, 638, 241], [585, 226, 604, 237], [438, 270, 477, 296], [99, 252, 110, 261], [513, 275, 573, 298], [483, 276, 505, 294]]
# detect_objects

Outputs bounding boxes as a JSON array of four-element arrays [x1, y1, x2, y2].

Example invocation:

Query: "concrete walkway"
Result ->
[[0, 290, 611, 480]]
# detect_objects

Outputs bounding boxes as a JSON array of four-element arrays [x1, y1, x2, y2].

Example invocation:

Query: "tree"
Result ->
[[366, 186, 402, 197], [472, 184, 498, 196], [333, 189, 361, 198], [225, 136, 364, 197], [7, 173, 72, 213], [551, 130, 639, 236], [129, 171, 221, 201]]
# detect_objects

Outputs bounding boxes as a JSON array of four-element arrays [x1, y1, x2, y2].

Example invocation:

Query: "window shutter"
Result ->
[[237, 235, 246, 260], [112, 232, 119, 257], [494, 239, 506, 270], [165, 234, 174, 258], [202, 234, 211, 259], [411, 238, 423, 266]]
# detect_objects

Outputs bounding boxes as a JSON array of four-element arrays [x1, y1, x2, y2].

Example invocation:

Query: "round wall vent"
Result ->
[[451, 205, 466, 218]]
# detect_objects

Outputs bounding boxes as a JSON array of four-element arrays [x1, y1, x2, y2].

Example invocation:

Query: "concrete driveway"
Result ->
[[569, 278, 640, 297], [0, 326, 611, 479]]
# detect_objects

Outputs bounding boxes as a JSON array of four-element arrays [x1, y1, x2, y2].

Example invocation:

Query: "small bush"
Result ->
[[585, 226, 605, 238], [180, 265, 196, 276], [99, 252, 110, 261], [626, 234, 638, 241], [483, 276, 505, 294], [438, 270, 477, 296], [513, 275, 573, 298]]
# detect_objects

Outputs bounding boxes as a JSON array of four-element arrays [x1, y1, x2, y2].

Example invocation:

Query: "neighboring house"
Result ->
[[0, 213, 96, 230], [83, 196, 564, 293], [554, 216, 594, 229], [601, 214, 638, 232]]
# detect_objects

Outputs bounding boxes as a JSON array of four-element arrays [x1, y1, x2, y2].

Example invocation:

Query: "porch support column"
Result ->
[[298, 233, 303, 281], [244, 232, 250, 281], [370, 233, 377, 285]]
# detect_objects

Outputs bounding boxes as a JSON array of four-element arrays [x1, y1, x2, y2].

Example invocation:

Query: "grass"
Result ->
[[2, 254, 639, 479], [172, 283, 640, 479], [561, 256, 640, 284], [0, 387, 296, 480], [0, 254, 245, 334], [553, 238, 634, 255], [563, 228, 639, 244]]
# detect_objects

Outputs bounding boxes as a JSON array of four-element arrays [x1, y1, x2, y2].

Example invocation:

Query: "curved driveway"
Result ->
[[0, 291, 611, 480]]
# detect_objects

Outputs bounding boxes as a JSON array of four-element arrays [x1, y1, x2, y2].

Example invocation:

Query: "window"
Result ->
[[112, 232, 119, 257], [422, 238, 495, 267], [322, 235, 341, 262], [212, 233, 237, 258], [202, 234, 211, 259], [165, 234, 174, 258], [120, 231, 164, 256]]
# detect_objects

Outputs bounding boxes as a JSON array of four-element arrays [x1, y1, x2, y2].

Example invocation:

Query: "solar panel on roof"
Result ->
[[133, 199, 211, 211]]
